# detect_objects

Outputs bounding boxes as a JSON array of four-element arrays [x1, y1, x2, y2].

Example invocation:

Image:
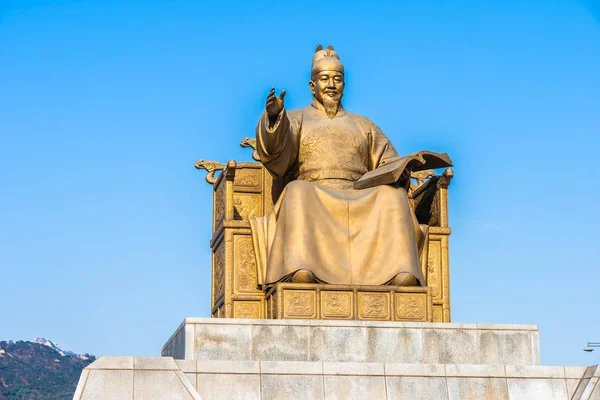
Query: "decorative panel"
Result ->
[[213, 179, 226, 230], [233, 168, 262, 190], [395, 293, 428, 322], [212, 243, 225, 306], [427, 240, 443, 300], [233, 301, 261, 318], [441, 236, 451, 322], [283, 290, 316, 319], [267, 283, 431, 322], [320, 291, 353, 319], [234, 235, 259, 293], [358, 292, 390, 320], [233, 193, 261, 220]]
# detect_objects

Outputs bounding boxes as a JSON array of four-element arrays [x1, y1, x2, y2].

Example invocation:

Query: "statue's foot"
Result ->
[[390, 272, 419, 286], [291, 269, 316, 283]]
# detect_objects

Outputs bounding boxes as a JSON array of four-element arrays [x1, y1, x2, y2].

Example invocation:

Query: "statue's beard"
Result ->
[[322, 96, 340, 119]]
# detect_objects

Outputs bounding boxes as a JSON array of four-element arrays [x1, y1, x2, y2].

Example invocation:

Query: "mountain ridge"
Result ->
[[32, 338, 90, 361], [0, 339, 95, 400]]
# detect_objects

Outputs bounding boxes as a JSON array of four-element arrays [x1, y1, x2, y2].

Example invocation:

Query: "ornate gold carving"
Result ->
[[411, 169, 436, 187], [437, 168, 454, 189], [240, 137, 260, 161], [195, 159, 225, 184], [234, 169, 261, 188], [235, 236, 258, 292], [214, 180, 226, 227], [321, 291, 352, 318], [234, 301, 261, 318], [284, 290, 315, 318], [262, 169, 275, 213], [233, 193, 260, 220], [396, 294, 427, 321], [267, 283, 432, 321], [297, 125, 368, 182], [427, 241, 442, 299], [358, 292, 389, 319], [441, 235, 451, 322], [213, 244, 225, 305], [417, 168, 452, 228]]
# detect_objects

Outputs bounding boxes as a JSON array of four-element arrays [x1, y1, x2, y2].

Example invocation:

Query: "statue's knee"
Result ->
[[378, 184, 406, 199], [284, 180, 310, 197]]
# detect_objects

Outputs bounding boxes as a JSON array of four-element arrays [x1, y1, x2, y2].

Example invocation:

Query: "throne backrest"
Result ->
[[197, 138, 453, 322]]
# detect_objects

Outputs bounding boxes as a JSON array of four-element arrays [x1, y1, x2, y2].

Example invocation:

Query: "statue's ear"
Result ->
[[315, 45, 323, 52], [308, 80, 316, 95], [327, 45, 334, 50]]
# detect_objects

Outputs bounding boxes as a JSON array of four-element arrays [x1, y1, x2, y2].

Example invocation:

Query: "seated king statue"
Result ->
[[249, 45, 429, 288]]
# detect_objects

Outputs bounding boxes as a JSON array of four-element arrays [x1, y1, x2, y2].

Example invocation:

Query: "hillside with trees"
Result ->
[[0, 340, 94, 400]]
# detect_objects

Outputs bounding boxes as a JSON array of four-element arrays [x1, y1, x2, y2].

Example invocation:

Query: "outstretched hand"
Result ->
[[266, 87, 286, 120]]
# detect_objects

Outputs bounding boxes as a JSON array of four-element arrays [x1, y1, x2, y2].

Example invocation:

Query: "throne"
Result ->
[[196, 139, 453, 322]]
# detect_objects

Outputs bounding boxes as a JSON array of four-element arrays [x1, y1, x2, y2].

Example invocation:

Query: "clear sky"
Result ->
[[1, 0, 599, 366]]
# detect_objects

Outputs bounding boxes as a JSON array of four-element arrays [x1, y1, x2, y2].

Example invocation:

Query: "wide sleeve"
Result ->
[[368, 122, 402, 171], [256, 109, 300, 179]]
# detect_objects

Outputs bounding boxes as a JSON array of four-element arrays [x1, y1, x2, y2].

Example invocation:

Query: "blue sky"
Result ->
[[1, 0, 599, 366]]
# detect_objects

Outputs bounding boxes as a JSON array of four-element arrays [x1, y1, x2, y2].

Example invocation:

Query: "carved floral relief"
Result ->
[[321, 292, 352, 318], [214, 181, 226, 226], [396, 294, 426, 320], [427, 241, 441, 298], [233, 194, 260, 220], [235, 236, 258, 292], [359, 293, 388, 319], [213, 244, 225, 304], [234, 301, 260, 318], [284, 291, 315, 318], [234, 169, 261, 188]]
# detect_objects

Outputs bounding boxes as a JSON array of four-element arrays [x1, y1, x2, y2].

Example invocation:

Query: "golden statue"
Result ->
[[196, 45, 454, 322], [250, 45, 449, 288]]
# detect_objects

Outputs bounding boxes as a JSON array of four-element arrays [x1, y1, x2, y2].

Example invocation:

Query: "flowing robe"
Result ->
[[250, 99, 426, 286]]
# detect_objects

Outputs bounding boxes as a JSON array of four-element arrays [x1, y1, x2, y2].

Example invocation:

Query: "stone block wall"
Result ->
[[74, 357, 600, 399], [162, 318, 540, 366], [72, 357, 200, 400]]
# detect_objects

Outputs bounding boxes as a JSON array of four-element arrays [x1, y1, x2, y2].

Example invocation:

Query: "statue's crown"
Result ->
[[311, 45, 344, 77]]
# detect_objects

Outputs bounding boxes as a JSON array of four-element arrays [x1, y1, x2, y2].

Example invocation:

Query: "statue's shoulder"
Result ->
[[286, 107, 305, 123], [345, 110, 376, 129]]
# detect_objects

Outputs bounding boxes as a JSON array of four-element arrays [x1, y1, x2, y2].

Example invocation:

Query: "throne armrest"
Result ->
[[410, 168, 453, 227]]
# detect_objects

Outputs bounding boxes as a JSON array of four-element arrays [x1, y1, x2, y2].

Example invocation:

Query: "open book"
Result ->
[[353, 151, 452, 190]]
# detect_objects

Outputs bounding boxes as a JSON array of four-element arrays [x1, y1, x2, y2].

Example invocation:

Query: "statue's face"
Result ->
[[309, 71, 344, 104]]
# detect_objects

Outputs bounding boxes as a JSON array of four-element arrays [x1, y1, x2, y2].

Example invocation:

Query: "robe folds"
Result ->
[[250, 99, 426, 286]]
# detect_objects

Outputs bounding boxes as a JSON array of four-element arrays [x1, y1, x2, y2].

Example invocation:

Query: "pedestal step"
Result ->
[[74, 357, 600, 400]]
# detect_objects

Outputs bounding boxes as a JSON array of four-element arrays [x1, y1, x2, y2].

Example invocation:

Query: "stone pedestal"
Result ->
[[73, 318, 600, 399], [161, 318, 540, 365]]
